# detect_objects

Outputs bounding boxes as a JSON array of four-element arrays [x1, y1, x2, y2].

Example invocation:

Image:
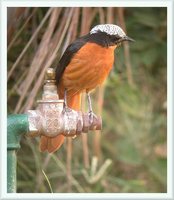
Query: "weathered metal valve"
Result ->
[[26, 68, 102, 138]]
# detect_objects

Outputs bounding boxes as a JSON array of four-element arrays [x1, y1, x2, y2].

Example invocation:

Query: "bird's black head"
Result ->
[[89, 24, 134, 47]]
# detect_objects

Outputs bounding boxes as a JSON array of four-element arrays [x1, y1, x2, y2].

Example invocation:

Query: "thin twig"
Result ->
[[42, 169, 53, 193], [117, 8, 134, 87], [63, 8, 80, 191], [107, 7, 114, 24], [98, 8, 105, 24], [15, 8, 60, 113], [82, 158, 112, 184], [61, 8, 79, 54], [66, 138, 72, 192], [22, 8, 74, 112], [7, 8, 27, 44], [51, 154, 85, 193], [8, 8, 53, 81], [89, 8, 98, 25], [36, 154, 51, 192], [80, 8, 91, 169], [93, 86, 105, 159], [92, 8, 109, 160], [7, 8, 37, 52]]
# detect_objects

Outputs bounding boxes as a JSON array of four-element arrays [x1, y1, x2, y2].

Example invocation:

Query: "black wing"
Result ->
[[55, 34, 90, 86]]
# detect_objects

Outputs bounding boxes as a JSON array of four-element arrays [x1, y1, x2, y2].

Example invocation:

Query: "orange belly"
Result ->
[[58, 42, 116, 97], [40, 43, 116, 153]]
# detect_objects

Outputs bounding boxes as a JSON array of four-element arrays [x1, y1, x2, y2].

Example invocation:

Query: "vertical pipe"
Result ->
[[7, 114, 29, 193], [7, 150, 17, 192]]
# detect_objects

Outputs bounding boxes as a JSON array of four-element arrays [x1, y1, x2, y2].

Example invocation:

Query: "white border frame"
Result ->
[[0, 0, 173, 200]]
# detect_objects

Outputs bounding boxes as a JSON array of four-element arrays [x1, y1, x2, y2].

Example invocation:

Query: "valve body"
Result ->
[[27, 68, 102, 138]]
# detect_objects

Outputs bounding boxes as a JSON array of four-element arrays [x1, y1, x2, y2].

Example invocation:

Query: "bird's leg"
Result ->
[[87, 93, 97, 124], [63, 89, 71, 113], [63, 89, 73, 136]]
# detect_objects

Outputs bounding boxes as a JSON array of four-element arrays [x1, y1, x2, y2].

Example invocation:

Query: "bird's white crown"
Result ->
[[90, 24, 126, 37]]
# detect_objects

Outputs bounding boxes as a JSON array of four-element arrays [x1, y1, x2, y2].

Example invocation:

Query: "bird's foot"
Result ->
[[63, 105, 72, 115], [86, 92, 97, 124], [62, 88, 72, 115], [88, 111, 97, 125]]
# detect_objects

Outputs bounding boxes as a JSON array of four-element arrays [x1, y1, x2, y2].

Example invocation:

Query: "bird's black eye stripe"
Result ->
[[109, 34, 122, 43]]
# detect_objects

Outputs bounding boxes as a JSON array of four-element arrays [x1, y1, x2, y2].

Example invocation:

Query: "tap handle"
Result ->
[[45, 68, 56, 83]]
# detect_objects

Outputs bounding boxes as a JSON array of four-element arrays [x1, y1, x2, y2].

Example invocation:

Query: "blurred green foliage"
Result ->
[[8, 7, 167, 193], [102, 7, 167, 192]]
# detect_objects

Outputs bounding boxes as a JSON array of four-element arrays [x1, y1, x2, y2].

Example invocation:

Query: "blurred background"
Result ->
[[7, 7, 167, 193]]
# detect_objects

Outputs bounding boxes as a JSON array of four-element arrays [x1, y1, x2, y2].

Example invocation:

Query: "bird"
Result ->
[[39, 24, 134, 153]]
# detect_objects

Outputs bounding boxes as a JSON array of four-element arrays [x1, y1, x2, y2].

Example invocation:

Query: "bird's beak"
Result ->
[[116, 36, 135, 43], [123, 35, 135, 42], [125, 36, 135, 42]]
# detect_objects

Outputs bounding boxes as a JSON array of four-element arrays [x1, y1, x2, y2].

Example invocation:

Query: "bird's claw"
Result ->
[[63, 105, 71, 115], [88, 111, 97, 125]]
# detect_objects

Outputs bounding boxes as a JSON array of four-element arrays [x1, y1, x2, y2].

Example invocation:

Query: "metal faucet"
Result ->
[[7, 67, 102, 193], [27, 68, 102, 138]]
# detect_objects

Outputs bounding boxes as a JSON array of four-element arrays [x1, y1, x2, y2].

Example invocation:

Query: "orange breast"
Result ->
[[60, 42, 116, 95]]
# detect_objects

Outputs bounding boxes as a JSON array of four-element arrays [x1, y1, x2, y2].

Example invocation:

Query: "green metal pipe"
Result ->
[[7, 114, 29, 193]]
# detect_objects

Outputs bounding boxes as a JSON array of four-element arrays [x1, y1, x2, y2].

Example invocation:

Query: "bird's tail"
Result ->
[[39, 91, 81, 153]]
